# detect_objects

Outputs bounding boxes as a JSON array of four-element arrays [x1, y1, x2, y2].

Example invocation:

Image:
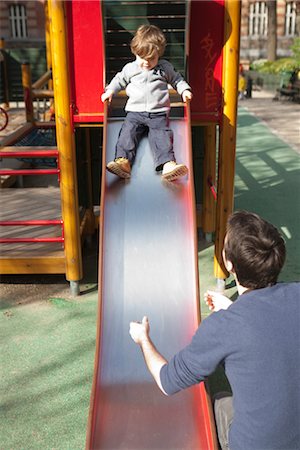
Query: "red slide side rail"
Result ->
[[0, 150, 58, 158], [0, 169, 59, 176], [0, 237, 64, 244], [0, 220, 63, 226]]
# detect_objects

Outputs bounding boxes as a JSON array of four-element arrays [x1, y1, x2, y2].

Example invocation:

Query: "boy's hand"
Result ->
[[205, 290, 233, 312], [129, 316, 150, 345], [101, 89, 113, 103], [182, 90, 193, 102]]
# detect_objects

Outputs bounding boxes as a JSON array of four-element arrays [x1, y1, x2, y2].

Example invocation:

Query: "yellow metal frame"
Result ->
[[21, 63, 34, 123], [214, 0, 241, 279], [48, 0, 82, 283], [0, 257, 66, 274], [44, 0, 53, 91]]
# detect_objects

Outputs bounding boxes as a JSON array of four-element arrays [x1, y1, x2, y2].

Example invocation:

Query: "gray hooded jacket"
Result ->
[[105, 59, 191, 113]]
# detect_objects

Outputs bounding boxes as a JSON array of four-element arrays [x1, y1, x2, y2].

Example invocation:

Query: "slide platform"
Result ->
[[86, 106, 217, 449]]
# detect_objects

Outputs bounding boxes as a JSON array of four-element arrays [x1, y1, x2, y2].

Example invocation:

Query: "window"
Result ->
[[285, 1, 297, 36], [249, 2, 268, 37], [9, 4, 28, 39]]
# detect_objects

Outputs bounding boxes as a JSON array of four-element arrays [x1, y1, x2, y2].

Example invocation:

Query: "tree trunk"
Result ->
[[296, 2, 300, 37], [267, 1, 277, 61]]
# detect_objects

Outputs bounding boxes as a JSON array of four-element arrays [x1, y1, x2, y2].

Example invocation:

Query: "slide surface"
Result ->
[[87, 110, 216, 449]]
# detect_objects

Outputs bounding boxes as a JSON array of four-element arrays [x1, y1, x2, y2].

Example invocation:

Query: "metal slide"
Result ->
[[86, 105, 217, 449]]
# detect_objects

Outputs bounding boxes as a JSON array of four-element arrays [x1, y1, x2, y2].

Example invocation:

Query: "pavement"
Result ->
[[239, 89, 300, 154]]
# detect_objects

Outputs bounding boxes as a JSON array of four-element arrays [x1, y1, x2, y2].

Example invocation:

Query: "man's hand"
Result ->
[[129, 316, 168, 395], [205, 290, 233, 312], [129, 316, 150, 345], [101, 89, 113, 103], [182, 90, 193, 102]]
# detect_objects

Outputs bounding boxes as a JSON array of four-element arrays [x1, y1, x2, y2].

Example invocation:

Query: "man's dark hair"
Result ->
[[224, 211, 286, 289]]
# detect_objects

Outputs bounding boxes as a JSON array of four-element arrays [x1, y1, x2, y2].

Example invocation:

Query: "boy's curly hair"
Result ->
[[131, 25, 166, 59]]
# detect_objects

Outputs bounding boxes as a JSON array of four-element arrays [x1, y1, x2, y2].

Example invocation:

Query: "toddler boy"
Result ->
[[101, 25, 192, 181]]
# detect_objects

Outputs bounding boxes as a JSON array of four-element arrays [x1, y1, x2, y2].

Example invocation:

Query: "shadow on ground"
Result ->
[[0, 234, 99, 307], [236, 109, 300, 282]]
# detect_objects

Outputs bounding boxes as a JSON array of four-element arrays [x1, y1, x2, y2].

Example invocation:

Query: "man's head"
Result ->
[[223, 211, 286, 290], [131, 25, 166, 69]]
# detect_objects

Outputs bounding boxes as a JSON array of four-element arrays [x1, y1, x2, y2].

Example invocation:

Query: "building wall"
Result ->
[[0, 0, 299, 59], [240, 0, 299, 61], [0, 0, 45, 48], [0, 1, 47, 102]]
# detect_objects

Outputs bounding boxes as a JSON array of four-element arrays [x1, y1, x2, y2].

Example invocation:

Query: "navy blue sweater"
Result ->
[[160, 283, 300, 450]]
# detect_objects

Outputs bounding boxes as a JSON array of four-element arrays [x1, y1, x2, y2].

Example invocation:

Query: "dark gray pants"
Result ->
[[115, 111, 175, 171], [214, 393, 234, 450]]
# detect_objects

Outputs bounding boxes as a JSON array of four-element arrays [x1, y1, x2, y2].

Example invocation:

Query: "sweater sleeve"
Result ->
[[161, 60, 192, 95], [105, 63, 131, 94], [160, 312, 229, 395]]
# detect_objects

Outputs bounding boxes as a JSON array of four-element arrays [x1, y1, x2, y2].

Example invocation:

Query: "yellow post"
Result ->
[[48, 0, 82, 294], [202, 124, 216, 239], [44, 0, 53, 91], [0, 38, 9, 108], [214, 0, 241, 284], [21, 62, 34, 123]]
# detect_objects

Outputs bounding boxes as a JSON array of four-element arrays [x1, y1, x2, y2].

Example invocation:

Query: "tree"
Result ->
[[267, 1, 277, 61], [296, 1, 300, 37]]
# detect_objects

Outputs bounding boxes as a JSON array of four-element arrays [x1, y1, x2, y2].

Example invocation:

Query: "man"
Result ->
[[130, 211, 300, 450]]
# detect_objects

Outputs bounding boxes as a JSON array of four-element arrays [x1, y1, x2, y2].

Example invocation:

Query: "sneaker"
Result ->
[[162, 161, 188, 181], [106, 157, 131, 179]]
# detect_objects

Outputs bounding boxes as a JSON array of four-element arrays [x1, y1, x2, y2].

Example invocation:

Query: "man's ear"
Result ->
[[224, 259, 234, 273], [222, 247, 234, 273]]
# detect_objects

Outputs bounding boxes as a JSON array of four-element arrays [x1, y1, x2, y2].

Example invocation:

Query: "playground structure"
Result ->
[[1, 1, 241, 447], [0, 0, 240, 293], [0, 1, 96, 295]]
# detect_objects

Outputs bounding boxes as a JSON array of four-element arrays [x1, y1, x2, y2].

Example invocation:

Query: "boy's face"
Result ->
[[136, 53, 159, 70]]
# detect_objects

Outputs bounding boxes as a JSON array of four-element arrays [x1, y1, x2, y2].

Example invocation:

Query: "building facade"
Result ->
[[240, 0, 300, 60], [0, 0, 45, 48], [0, 1, 47, 104], [0, 1, 299, 58]]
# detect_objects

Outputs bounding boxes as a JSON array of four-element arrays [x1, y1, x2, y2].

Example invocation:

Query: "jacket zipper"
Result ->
[[146, 70, 150, 111]]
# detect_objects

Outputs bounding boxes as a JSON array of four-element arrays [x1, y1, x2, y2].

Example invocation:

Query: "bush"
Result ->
[[250, 58, 298, 73], [249, 59, 268, 71], [250, 38, 300, 74]]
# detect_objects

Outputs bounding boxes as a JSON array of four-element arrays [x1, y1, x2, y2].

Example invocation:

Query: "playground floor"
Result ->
[[1, 91, 300, 449]]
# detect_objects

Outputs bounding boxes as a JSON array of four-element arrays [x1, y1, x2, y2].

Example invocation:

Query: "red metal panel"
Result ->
[[0, 220, 63, 226], [0, 238, 64, 243], [0, 151, 58, 158], [0, 169, 59, 176], [66, 0, 105, 123], [189, 0, 224, 122]]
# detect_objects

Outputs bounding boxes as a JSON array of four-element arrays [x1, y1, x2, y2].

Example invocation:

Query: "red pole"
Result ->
[[0, 237, 64, 243]]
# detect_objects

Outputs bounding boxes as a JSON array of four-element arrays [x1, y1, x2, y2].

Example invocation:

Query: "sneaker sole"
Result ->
[[162, 165, 188, 181], [106, 163, 131, 179]]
